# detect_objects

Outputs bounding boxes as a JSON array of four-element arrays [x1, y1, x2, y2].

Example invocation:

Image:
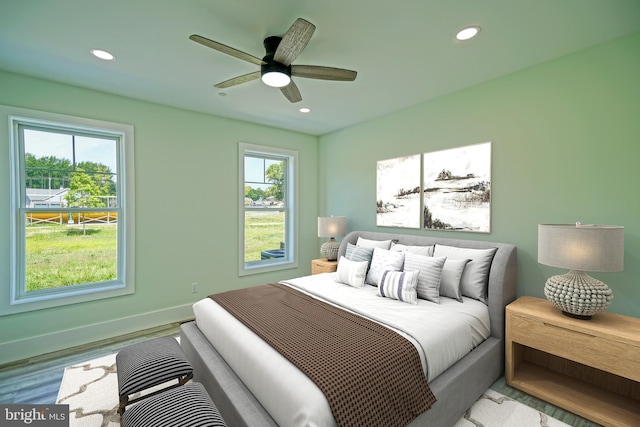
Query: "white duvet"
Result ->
[[193, 272, 490, 427]]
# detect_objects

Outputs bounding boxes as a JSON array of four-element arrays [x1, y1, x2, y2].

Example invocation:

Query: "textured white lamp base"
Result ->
[[320, 238, 340, 261], [543, 270, 613, 320]]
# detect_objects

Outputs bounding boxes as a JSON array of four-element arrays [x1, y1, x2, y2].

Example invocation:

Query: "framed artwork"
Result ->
[[423, 142, 492, 233], [376, 154, 421, 228], [376, 142, 492, 233]]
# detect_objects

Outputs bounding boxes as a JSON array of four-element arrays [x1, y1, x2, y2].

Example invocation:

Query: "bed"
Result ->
[[180, 230, 517, 427]]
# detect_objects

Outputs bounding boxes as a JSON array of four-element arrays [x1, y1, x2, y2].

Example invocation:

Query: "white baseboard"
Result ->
[[0, 303, 194, 365]]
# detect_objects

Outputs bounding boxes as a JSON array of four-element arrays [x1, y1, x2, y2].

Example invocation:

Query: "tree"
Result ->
[[65, 168, 106, 235], [24, 154, 115, 197], [24, 154, 73, 189], [77, 161, 116, 197], [245, 185, 267, 204], [265, 162, 285, 201]]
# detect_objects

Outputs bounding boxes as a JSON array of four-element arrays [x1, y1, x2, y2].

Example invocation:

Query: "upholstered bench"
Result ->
[[116, 336, 193, 418], [121, 382, 227, 427]]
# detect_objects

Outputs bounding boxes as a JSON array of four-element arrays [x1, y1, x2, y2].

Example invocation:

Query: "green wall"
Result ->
[[319, 31, 640, 317], [0, 71, 318, 363]]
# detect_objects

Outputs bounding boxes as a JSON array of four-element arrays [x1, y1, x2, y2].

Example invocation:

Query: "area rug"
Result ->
[[56, 353, 571, 427]]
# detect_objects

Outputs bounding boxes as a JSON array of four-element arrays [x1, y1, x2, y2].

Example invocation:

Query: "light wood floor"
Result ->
[[0, 322, 598, 426], [0, 322, 181, 404]]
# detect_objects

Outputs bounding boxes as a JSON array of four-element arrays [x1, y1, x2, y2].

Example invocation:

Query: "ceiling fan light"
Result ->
[[90, 49, 115, 60], [261, 71, 291, 88], [456, 26, 480, 41]]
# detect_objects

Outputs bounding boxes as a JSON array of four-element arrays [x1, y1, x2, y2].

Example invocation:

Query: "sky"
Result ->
[[245, 155, 280, 189], [24, 129, 118, 174]]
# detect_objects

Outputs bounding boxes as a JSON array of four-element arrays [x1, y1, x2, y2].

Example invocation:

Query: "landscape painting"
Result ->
[[376, 154, 421, 228], [423, 142, 491, 233]]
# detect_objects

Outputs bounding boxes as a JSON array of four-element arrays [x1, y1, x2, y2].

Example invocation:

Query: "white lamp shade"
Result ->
[[318, 216, 346, 238], [538, 224, 624, 272]]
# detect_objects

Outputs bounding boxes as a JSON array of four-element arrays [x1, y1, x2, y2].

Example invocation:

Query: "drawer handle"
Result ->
[[543, 322, 596, 338]]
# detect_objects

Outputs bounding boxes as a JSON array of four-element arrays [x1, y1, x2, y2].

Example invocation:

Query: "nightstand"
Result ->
[[311, 258, 338, 275], [506, 296, 640, 426]]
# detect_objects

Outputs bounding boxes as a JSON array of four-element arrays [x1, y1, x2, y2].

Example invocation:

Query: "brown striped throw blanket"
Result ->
[[209, 283, 436, 427]]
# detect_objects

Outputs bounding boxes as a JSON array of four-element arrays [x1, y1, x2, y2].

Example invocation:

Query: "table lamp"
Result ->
[[318, 216, 346, 261], [538, 223, 624, 319]]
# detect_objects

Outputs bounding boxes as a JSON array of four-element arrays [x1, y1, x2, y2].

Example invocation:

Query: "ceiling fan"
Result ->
[[189, 18, 357, 103]]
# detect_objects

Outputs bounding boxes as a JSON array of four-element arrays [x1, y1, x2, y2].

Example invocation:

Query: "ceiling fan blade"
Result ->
[[214, 71, 261, 88], [274, 18, 316, 66], [280, 80, 302, 103], [291, 65, 357, 81], [190, 34, 264, 66]]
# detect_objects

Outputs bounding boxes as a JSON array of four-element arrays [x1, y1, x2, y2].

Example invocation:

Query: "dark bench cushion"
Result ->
[[116, 336, 193, 398], [122, 382, 227, 427]]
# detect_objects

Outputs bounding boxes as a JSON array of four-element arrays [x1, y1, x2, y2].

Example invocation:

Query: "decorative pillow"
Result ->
[[345, 243, 374, 265], [335, 256, 368, 288], [403, 253, 446, 303], [439, 259, 470, 302], [377, 269, 419, 305], [356, 237, 393, 249], [366, 248, 405, 286], [433, 245, 498, 303], [390, 243, 433, 257]]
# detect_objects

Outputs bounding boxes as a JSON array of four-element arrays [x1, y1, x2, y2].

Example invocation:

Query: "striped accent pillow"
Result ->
[[345, 243, 374, 264], [336, 256, 368, 288], [377, 269, 419, 304], [403, 253, 446, 303]]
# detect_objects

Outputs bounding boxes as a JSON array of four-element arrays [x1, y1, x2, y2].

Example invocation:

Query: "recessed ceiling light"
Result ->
[[91, 49, 115, 61], [456, 26, 480, 41], [299, 107, 311, 113]]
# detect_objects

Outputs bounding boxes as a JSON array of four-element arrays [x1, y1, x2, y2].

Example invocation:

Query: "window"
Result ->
[[4, 107, 134, 314], [239, 143, 297, 275]]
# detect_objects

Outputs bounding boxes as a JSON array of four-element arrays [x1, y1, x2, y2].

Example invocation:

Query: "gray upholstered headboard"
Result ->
[[337, 231, 517, 340]]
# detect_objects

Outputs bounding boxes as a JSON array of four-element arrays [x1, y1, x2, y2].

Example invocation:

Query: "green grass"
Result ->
[[244, 211, 285, 262], [25, 224, 117, 291], [24, 212, 285, 291]]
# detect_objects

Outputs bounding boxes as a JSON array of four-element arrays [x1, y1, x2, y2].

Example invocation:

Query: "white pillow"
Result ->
[[439, 258, 470, 302], [403, 253, 446, 303], [366, 248, 405, 286], [390, 243, 433, 257], [335, 256, 368, 288], [356, 237, 393, 249], [433, 245, 497, 303], [378, 269, 419, 304]]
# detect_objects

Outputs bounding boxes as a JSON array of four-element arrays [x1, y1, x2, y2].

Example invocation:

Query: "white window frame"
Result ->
[[239, 142, 298, 276], [1, 105, 135, 315]]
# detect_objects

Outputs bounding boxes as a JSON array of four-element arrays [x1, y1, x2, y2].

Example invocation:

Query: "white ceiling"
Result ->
[[1, 0, 639, 136]]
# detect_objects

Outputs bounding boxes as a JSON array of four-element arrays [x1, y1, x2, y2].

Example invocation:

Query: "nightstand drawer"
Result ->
[[311, 258, 338, 274], [510, 313, 640, 381]]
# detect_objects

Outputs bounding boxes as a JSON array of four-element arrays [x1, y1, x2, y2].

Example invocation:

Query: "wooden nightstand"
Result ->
[[506, 296, 640, 426], [311, 258, 338, 275]]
